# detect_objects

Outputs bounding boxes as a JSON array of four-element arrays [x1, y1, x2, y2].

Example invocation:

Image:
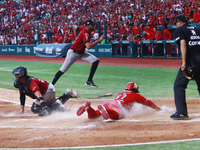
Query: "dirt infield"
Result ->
[[1, 55, 200, 149]]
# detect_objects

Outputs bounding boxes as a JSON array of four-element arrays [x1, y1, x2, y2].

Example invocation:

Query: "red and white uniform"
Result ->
[[86, 90, 155, 120]]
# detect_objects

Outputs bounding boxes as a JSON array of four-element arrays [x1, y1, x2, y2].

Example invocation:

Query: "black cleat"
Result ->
[[85, 81, 98, 88], [170, 112, 189, 120]]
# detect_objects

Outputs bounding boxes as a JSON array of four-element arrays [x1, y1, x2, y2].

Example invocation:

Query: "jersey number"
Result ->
[[116, 93, 127, 100]]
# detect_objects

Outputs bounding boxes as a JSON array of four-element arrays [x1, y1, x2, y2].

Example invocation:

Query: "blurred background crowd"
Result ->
[[0, 0, 200, 45]]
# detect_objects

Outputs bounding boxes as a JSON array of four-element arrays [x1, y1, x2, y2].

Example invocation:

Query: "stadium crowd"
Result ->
[[0, 0, 199, 45]]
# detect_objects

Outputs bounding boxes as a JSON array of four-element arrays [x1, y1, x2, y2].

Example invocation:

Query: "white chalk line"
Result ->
[[1, 138, 200, 150], [0, 98, 32, 107], [1, 98, 200, 149]]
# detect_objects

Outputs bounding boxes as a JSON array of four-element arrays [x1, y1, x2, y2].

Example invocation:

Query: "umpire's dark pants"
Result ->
[[174, 68, 200, 115]]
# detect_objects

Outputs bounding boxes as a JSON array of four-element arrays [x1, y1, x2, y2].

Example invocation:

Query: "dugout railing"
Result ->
[[111, 40, 180, 58], [140, 40, 181, 58]]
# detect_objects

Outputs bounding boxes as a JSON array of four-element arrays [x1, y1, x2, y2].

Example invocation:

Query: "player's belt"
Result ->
[[73, 50, 83, 54]]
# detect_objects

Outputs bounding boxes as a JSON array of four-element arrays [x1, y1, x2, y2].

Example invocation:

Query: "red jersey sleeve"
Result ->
[[29, 78, 48, 95]]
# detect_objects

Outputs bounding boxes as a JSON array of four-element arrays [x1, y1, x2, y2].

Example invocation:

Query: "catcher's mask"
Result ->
[[12, 66, 27, 83], [125, 82, 139, 93]]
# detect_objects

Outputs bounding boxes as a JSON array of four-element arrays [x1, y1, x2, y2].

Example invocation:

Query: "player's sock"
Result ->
[[52, 70, 64, 85], [87, 60, 99, 81]]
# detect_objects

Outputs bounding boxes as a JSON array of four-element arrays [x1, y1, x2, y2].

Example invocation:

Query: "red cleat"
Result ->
[[76, 101, 91, 116], [97, 104, 109, 120]]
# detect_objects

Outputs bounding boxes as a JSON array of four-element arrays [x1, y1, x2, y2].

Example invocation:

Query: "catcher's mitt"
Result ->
[[38, 105, 52, 116]]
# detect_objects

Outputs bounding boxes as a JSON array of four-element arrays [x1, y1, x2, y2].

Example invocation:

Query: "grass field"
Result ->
[[0, 60, 200, 150]]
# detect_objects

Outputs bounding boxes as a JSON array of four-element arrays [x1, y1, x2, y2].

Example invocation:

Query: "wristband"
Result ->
[[37, 97, 44, 101]]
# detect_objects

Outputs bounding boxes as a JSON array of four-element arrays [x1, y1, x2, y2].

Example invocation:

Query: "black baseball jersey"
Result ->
[[173, 24, 200, 66]]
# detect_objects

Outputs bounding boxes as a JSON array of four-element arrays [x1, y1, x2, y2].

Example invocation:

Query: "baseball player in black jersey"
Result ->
[[170, 14, 200, 119]]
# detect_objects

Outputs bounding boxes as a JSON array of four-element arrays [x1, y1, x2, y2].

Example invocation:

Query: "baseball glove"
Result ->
[[184, 65, 200, 80], [38, 105, 52, 116], [183, 69, 193, 80]]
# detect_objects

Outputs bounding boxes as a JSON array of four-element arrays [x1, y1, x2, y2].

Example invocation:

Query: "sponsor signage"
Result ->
[[0, 45, 35, 55], [34, 43, 72, 57]]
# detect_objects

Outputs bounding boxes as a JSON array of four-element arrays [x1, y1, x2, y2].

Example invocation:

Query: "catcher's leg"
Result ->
[[51, 100, 66, 112], [58, 88, 80, 104]]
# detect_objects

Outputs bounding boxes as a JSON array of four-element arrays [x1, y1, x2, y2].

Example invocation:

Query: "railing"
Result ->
[[140, 40, 181, 58]]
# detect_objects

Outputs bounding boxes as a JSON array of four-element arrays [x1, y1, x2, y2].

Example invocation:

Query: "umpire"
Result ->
[[170, 14, 200, 119]]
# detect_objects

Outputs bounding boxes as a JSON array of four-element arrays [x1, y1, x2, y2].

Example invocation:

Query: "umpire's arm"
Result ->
[[180, 39, 187, 71]]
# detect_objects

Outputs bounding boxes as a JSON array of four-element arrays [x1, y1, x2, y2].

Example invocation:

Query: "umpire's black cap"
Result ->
[[85, 19, 95, 26], [175, 14, 188, 24]]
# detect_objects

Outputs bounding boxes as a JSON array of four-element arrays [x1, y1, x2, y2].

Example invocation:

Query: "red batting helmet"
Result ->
[[125, 82, 139, 93]]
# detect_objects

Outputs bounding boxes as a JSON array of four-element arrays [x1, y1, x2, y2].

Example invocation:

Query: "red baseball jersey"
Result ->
[[163, 28, 172, 40], [155, 30, 163, 41], [19, 77, 48, 96], [70, 28, 91, 53], [114, 90, 147, 109]]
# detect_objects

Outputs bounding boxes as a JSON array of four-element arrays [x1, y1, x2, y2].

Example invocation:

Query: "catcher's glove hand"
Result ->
[[38, 105, 52, 116]]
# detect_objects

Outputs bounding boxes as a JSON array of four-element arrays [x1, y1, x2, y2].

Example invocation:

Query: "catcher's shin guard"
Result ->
[[58, 88, 80, 104]]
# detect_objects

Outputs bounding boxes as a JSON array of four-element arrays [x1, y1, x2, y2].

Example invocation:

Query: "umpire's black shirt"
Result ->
[[173, 24, 200, 67]]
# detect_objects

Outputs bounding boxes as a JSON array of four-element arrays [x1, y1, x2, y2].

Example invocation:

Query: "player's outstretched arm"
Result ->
[[145, 99, 161, 111], [85, 35, 104, 49]]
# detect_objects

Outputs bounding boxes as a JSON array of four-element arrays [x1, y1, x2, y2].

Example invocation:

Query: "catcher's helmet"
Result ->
[[12, 66, 27, 83], [125, 82, 139, 93]]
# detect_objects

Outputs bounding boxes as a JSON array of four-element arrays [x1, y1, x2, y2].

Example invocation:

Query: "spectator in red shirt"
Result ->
[[154, 27, 164, 56], [134, 34, 141, 58], [140, 24, 155, 55], [131, 22, 140, 35], [163, 23, 172, 57], [192, 8, 200, 23]]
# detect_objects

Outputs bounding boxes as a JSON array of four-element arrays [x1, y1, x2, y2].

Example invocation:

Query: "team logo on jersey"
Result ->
[[191, 30, 196, 35], [187, 26, 195, 29], [175, 37, 180, 41]]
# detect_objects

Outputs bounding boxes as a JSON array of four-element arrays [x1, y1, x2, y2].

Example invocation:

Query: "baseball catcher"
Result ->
[[12, 66, 80, 116], [77, 82, 160, 120]]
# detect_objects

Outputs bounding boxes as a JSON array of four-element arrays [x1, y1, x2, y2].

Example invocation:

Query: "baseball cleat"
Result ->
[[170, 112, 189, 120], [97, 104, 109, 120], [85, 81, 98, 88], [76, 101, 91, 116], [66, 88, 80, 98]]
